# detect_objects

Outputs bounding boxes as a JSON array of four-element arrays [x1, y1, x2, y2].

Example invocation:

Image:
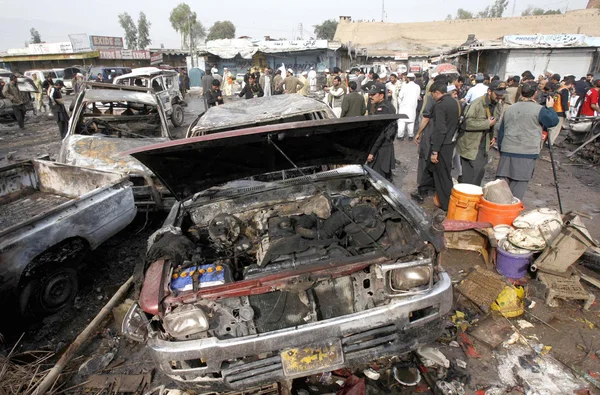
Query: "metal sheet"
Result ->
[[82, 89, 158, 106]]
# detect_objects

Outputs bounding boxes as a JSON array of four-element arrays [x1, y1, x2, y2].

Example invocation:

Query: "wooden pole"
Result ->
[[32, 276, 134, 395]]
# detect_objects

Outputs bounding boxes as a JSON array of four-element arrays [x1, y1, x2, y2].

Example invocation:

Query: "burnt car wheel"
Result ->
[[20, 267, 79, 317], [171, 104, 184, 127]]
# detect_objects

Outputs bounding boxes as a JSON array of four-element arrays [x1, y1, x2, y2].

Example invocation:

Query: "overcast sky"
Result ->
[[0, 0, 588, 50]]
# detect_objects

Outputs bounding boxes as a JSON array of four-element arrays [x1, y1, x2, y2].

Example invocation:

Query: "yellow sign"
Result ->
[[0, 51, 100, 62], [280, 339, 343, 377]]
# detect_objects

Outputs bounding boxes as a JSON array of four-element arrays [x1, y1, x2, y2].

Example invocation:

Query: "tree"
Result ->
[[169, 3, 205, 49], [206, 21, 236, 41], [118, 12, 138, 49], [313, 19, 338, 40], [137, 12, 152, 49], [455, 8, 474, 19], [30, 28, 42, 44], [521, 5, 562, 15]]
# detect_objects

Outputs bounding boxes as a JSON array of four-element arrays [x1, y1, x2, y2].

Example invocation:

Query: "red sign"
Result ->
[[90, 36, 124, 49], [99, 50, 150, 60], [150, 52, 163, 65]]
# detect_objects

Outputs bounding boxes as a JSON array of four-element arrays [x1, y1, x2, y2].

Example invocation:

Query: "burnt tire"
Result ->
[[19, 267, 79, 317], [171, 104, 184, 127]]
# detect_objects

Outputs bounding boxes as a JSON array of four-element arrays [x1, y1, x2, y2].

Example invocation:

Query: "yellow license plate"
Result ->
[[280, 339, 344, 377]]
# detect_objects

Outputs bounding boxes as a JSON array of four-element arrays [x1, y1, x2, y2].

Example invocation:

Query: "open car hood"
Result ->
[[124, 116, 401, 200]]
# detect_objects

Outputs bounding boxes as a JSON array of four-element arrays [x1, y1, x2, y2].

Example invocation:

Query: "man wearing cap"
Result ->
[[386, 74, 401, 110], [73, 73, 85, 96], [49, 80, 69, 138], [259, 68, 272, 97], [396, 72, 422, 141], [308, 67, 317, 92], [456, 81, 507, 186], [281, 69, 304, 94], [366, 83, 398, 181], [464, 73, 488, 105], [298, 71, 309, 96], [3, 74, 26, 128], [223, 68, 234, 97], [205, 79, 224, 107], [212, 68, 223, 85], [341, 81, 366, 117]]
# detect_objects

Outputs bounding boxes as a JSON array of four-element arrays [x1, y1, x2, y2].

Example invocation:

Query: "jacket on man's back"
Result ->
[[431, 94, 460, 151]]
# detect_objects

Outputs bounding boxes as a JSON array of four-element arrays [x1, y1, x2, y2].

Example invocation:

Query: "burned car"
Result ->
[[58, 83, 176, 211], [114, 67, 187, 127], [122, 117, 452, 392], [186, 94, 335, 138]]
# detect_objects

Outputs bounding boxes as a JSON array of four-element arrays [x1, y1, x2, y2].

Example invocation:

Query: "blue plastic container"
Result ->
[[496, 245, 533, 279]]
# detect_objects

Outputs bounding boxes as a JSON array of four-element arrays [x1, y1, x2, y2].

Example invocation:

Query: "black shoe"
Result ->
[[410, 191, 425, 203], [398, 136, 405, 141], [408, 136, 413, 141]]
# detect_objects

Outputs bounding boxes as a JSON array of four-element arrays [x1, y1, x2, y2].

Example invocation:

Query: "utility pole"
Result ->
[[188, 14, 194, 67], [381, 0, 385, 22], [511, 0, 516, 16]]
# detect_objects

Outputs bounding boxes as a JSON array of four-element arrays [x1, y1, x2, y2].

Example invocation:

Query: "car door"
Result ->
[[151, 76, 172, 114]]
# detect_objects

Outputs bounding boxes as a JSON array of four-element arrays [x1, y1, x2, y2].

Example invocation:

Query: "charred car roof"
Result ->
[[124, 115, 401, 200], [81, 88, 158, 106], [115, 67, 178, 80], [187, 95, 335, 137]]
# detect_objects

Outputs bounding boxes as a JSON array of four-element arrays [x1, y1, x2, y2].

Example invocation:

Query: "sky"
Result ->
[[0, 0, 589, 51]]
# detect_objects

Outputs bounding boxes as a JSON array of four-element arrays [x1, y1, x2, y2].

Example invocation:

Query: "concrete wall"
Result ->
[[334, 9, 600, 53]]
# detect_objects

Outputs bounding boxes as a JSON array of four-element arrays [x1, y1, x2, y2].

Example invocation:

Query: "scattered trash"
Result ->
[[470, 316, 514, 349], [518, 354, 541, 373], [483, 179, 514, 205], [502, 332, 521, 348], [449, 341, 460, 348], [336, 374, 365, 395], [78, 352, 116, 376], [451, 311, 470, 331], [85, 372, 153, 393], [436, 380, 466, 395], [456, 359, 467, 369], [417, 346, 450, 368], [528, 300, 537, 309], [457, 266, 506, 313], [363, 367, 380, 380], [392, 365, 421, 386], [516, 319, 534, 329], [491, 286, 525, 318], [538, 272, 595, 310], [579, 318, 596, 329], [458, 332, 481, 358]]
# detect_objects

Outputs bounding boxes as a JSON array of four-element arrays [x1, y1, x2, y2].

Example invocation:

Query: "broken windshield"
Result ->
[[74, 100, 164, 138]]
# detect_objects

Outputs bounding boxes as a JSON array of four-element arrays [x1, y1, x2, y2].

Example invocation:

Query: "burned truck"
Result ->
[[122, 117, 452, 392]]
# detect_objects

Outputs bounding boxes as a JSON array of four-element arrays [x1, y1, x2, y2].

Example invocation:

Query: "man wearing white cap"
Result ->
[[281, 69, 304, 94], [308, 67, 317, 92], [298, 71, 309, 96], [223, 67, 233, 97], [212, 67, 222, 85], [396, 72, 421, 141]]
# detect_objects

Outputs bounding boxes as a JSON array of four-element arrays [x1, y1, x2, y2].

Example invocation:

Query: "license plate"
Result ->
[[280, 339, 344, 377]]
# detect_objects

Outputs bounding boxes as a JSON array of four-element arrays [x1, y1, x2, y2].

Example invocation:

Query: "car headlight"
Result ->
[[122, 302, 150, 342], [379, 257, 433, 295], [163, 305, 209, 338], [389, 265, 433, 291]]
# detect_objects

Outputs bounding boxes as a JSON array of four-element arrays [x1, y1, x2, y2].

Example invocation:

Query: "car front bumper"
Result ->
[[145, 272, 453, 391]]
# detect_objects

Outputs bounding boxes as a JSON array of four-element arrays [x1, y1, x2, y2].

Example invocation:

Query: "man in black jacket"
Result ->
[[366, 83, 397, 181], [239, 74, 264, 99], [420, 82, 460, 211], [205, 80, 224, 107]]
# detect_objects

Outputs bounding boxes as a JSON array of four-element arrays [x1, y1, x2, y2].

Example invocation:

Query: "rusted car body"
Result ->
[[0, 159, 135, 318], [122, 116, 452, 392], [186, 95, 335, 138], [57, 84, 176, 211]]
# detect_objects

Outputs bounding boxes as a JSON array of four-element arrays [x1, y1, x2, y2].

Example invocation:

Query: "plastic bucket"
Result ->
[[477, 197, 525, 227], [447, 184, 483, 222], [496, 244, 533, 279]]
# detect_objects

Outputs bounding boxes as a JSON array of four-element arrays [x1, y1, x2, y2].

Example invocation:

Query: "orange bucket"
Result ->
[[447, 184, 483, 222], [477, 197, 525, 227]]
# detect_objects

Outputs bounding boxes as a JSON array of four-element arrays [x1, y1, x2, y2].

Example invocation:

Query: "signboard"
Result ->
[[259, 40, 328, 51], [150, 52, 163, 65], [69, 34, 92, 53], [503, 34, 586, 48], [409, 63, 421, 73], [394, 52, 408, 60], [90, 36, 124, 49], [98, 49, 150, 60], [25, 42, 73, 55]]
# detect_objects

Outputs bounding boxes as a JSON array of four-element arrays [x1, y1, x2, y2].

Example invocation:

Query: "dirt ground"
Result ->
[[2, 96, 600, 394]]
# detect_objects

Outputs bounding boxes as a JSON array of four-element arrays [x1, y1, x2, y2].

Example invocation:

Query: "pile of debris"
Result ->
[[579, 137, 600, 164]]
